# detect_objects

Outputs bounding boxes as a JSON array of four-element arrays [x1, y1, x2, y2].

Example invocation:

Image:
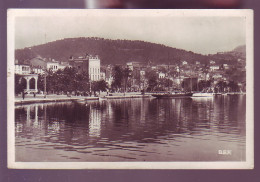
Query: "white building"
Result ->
[[210, 65, 220, 71], [223, 64, 230, 69], [126, 62, 134, 71], [47, 61, 66, 72], [212, 74, 222, 79], [89, 55, 100, 81], [15, 64, 31, 75], [140, 70, 145, 76], [182, 61, 188, 65], [159, 72, 166, 79], [210, 60, 216, 64], [32, 67, 44, 74]]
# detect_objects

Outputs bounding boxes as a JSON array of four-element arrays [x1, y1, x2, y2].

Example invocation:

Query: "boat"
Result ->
[[214, 93, 222, 96], [192, 92, 214, 97], [152, 92, 193, 99], [99, 96, 107, 100]]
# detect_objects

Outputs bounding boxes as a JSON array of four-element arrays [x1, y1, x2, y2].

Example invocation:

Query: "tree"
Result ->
[[202, 64, 209, 80], [123, 67, 132, 92], [62, 67, 77, 94], [15, 74, 26, 95], [37, 74, 45, 93], [111, 65, 123, 91], [145, 70, 158, 91], [158, 67, 167, 73], [198, 80, 212, 92], [92, 80, 108, 94], [216, 81, 227, 93], [44, 67, 90, 95], [164, 78, 173, 89], [168, 69, 178, 78], [227, 81, 239, 92], [76, 71, 89, 92]]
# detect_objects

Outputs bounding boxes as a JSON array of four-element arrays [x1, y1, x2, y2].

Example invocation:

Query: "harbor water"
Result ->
[[15, 95, 246, 162]]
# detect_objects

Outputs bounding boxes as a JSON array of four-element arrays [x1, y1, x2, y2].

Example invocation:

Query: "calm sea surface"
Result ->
[[15, 95, 246, 162]]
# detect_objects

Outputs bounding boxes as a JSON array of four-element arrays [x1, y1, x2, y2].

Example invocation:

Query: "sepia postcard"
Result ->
[[7, 9, 254, 169]]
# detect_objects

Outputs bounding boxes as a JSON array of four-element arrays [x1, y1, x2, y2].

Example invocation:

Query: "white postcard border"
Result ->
[[7, 9, 254, 169]]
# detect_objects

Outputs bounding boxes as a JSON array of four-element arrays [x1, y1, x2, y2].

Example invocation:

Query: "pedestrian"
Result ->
[[33, 92, 36, 98]]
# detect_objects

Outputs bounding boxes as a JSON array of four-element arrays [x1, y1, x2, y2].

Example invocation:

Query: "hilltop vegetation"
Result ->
[[15, 37, 212, 65]]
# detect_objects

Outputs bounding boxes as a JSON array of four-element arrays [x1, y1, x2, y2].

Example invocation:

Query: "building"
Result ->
[[210, 65, 220, 71], [89, 55, 100, 81], [32, 67, 44, 74], [47, 62, 60, 71], [69, 54, 101, 81], [100, 72, 106, 80], [15, 61, 38, 93], [212, 74, 222, 79], [69, 56, 89, 73], [140, 70, 145, 76], [223, 64, 230, 70], [126, 62, 134, 71], [28, 57, 47, 69], [28, 57, 66, 72], [183, 77, 198, 91], [15, 64, 31, 75], [182, 61, 188, 65], [159, 72, 166, 79], [210, 60, 216, 64], [127, 61, 145, 68], [46, 61, 66, 72]]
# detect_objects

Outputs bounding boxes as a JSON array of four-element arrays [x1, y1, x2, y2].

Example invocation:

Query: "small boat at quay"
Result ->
[[192, 93, 214, 97], [152, 92, 193, 99]]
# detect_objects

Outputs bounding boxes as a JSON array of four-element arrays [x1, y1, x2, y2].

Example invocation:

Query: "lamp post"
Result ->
[[44, 70, 47, 98]]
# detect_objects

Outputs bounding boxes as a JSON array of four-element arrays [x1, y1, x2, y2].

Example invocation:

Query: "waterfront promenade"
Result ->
[[15, 92, 151, 105]]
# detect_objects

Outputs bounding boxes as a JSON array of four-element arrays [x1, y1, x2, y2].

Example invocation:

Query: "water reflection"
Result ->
[[89, 104, 101, 137], [15, 96, 246, 162]]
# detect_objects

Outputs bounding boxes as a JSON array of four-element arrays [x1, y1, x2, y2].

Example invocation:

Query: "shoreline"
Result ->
[[15, 94, 152, 105], [14, 92, 245, 105]]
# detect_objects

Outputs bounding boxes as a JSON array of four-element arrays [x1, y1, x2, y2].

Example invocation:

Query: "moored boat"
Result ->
[[192, 93, 214, 97]]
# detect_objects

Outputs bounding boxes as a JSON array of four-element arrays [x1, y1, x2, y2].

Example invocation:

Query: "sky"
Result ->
[[15, 12, 246, 55]]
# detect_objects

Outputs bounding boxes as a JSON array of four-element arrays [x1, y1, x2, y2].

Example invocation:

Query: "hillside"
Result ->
[[15, 37, 209, 65], [232, 45, 246, 53], [208, 44, 246, 64]]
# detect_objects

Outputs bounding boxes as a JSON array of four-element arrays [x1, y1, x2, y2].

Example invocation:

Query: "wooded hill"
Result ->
[[15, 37, 245, 65]]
